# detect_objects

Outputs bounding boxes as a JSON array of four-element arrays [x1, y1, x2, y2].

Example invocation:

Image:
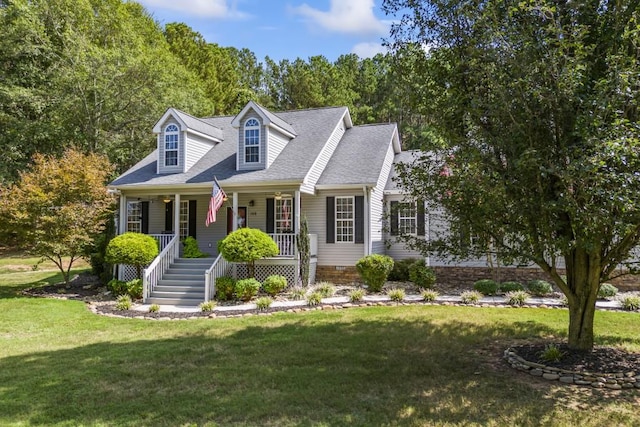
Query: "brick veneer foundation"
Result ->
[[315, 266, 361, 284]]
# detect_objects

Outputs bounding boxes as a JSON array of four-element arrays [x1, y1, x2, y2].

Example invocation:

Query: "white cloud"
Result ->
[[351, 42, 387, 58], [139, 0, 246, 19], [292, 0, 387, 35]]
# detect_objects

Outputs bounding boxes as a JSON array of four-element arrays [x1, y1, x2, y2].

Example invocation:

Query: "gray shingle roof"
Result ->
[[251, 102, 297, 136], [385, 150, 424, 191], [317, 124, 398, 186], [173, 109, 224, 140]]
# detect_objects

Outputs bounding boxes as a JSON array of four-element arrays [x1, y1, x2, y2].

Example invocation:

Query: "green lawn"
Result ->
[[1, 268, 639, 426]]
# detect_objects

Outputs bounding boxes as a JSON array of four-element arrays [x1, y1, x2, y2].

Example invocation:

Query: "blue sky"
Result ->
[[137, 0, 395, 62]]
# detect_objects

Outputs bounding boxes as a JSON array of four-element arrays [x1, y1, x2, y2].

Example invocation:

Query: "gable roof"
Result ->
[[152, 108, 223, 141], [384, 150, 425, 192], [317, 124, 399, 187], [231, 100, 297, 137]]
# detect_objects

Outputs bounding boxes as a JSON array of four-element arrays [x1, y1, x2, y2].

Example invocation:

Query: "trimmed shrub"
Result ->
[[388, 258, 420, 281], [421, 289, 439, 302], [505, 290, 530, 306], [314, 282, 336, 297], [262, 275, 287, 296], [234, 278, 261, 302], [306, 291, 323, 306], [126, 279, 143, 300], [473, 279, 498, 296], [199, 301, 216, 312], [105, 232, 158, 279], [620, 294, 640, 311], [598, 283, 618, 299], [218, 228, 279, 278], [255, 296, 273, 311], [526, 280, 553, 297], [107, 279, 128, 297], [215, 276, 236, 301], [348, 288, 365, 302], [499, 281, 524, 293], [460, 290, 483, 304], [182, 236, 208, 258], [356, 254, 394, 292], [387, 288, 405, 302], [408, 260, 436, 289], [115, 294, 132, 311]]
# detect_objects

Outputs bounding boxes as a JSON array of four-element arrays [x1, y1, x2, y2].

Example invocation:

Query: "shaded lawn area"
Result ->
[[1, 270, 639, 426]]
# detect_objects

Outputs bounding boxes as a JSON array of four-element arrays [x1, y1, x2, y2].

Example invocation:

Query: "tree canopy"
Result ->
[[386, 0, 640, 350]]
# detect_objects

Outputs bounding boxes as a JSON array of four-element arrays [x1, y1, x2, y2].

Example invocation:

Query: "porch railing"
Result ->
[[142, 234, 179, 302], [204, 254, 232, 302], [269, 233, 296, 257], [150, 233, 174, 251]]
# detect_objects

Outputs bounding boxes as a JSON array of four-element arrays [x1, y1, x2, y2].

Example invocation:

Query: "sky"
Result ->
[[136, 0, 396, 62]]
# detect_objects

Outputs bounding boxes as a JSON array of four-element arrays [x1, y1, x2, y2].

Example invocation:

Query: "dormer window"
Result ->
[[164, 124, 179, 167], [244, 118, 260, 163]]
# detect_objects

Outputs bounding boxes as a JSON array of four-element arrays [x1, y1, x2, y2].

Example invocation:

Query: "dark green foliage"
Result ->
[[355, 254, 394, 292], [126, 279, 143, 300], [526, 280, 553, 297], [86, 212, 116, 283], [218, 228, 279, 278], [597, 283, 618, 299], [262, 275, 287, 297], [234, 278, 261, 302], [297, 215, 311, 286], [107, 278, 141, 299], [182, 237, 208, 258], [408, 259, 436, 289], [388, 258, 420, 281], [473, 280, 499, 296], [105, 233, 158, 279], [107, 279, 128, 297], [499, 281, 524, 293], [215, 276, 236, 301]]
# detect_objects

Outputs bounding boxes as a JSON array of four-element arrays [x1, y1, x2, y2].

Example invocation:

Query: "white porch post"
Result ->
[[294, 190, 301, 234], [232, 192, 238, 231], [173, 193, 181, 238], [118, 193, 126, 235], [363, 186, 371, 256]]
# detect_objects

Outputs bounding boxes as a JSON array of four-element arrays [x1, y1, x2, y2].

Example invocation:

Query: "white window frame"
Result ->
[[244, 118, 260, 163], [275, 198, 293, 233], [335, 196, 354, 243], [179, 200, 189, 239], [126, 201, 142, 233], [398, 202, 417, 235], [164, 124, 179, 167]]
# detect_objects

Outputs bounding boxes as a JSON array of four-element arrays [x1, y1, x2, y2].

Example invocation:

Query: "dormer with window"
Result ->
[[232, 101, 297, 171], [153, 108, 223, 174]]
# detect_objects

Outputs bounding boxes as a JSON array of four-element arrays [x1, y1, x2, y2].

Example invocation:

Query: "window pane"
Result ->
[[275, 198, 293, 233], [179, 201, 189, 239], [245, 145, 259, 163], [127, 201, 141, 233], [398, 202, 416, 235], [335, 197, 354, 242], [165, 150, 178, 166]]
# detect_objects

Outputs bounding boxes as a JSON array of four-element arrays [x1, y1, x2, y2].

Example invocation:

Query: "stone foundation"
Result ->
[[315, 265, 360, 284]]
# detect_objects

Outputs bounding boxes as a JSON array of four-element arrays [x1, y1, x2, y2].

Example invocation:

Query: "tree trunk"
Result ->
[[564, 248, 601, 351]]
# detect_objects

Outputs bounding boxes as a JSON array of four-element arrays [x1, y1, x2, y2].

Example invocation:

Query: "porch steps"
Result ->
[[146, 258, 214, 306]]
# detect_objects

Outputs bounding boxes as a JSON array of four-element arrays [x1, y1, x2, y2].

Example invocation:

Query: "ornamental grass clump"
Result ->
[[148, 304, 160, 313], [539, 343, 564, 363], [348, 288, 365, 302], [460, 290, 483, 305], [526, 280, 553, 297], [115, 294, 132, 311], [306, 291, 323, 306], [289, 287, 306, 300], [620, 294, 640, 311], [199, 301, 216, 312], [421, 289, 439, 302], [315, 282, 336, 297], [356, 254, 394, 292], [505, 290, 530, 307], [255, 296, 273, 311], [387, 288, 405, 302]]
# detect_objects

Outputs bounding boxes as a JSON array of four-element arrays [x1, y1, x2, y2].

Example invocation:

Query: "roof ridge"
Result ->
[[173, 108, 223, 129]]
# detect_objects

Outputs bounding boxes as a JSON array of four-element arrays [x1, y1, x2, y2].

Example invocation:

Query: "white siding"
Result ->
[[267, 128, 289, 168], [238, 111, 266, 171], [303, 190, 365, 266], [157, 118, 184, 174], [384, 194, 426, 261], [371, 142, 395, 255], [185, 133, 214, 171], [300, 117, 347, 194]]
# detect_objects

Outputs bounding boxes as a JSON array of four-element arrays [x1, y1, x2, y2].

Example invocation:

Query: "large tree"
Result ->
[[0, 149, 115, 284], [385, 0, 640, 350]]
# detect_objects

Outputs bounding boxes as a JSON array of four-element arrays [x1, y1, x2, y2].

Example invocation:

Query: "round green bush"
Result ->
[[218, 228, 279, 277], [234, 278, 261, 302], [526, 280, 553, 296], [215, 276, 236, 301], [182, 236, 208, 258], [499, 281, 524, 293], [473, 279, 498, 296], [262, 275, 287, 296], [355, 254, 394, 292], [105, 232, 158, 279], [597, 283, 618, 299], [388, 258, 420, 281], [408, 260, 436, 289]]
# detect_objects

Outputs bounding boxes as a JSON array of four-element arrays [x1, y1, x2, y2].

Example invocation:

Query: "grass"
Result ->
[[1, 267, 640, 426]]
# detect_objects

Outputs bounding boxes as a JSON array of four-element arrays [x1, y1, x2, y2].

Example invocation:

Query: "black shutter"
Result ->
[[326, 196, 335, 243], [164, 201, 173, 232], [141, 201, 149, 234], [189, 200, 197, 238], [417, 200, 425, 236], [355, 196, 364, 244], [266, 198, 275, 233], [390, 201, 398, 236]]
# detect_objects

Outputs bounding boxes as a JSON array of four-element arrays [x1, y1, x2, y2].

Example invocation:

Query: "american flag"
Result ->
[[205, 179, 226, 227]]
